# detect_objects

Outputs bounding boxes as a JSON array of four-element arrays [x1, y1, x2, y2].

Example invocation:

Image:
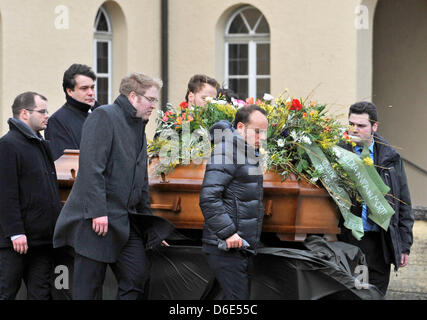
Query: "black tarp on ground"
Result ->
[[16, 235, 383, 299], [148, 235, 383, 300]]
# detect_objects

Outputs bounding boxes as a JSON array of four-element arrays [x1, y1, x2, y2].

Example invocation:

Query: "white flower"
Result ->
[[277, 139, 285, 147], [290, 130, 298, 141], [302, 136, 312, 145], [205, 96, 213, 103], [215, 99, 228, 105], [263, 93, 274, 101], [310, 177, 319, 183]]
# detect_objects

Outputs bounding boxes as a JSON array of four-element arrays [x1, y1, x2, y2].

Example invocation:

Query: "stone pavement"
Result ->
[[386, 220, 427, 300]]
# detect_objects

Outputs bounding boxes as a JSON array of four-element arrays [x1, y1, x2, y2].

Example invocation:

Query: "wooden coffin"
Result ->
[[55, 150, 341, 241], [149, 160, 340, 241]]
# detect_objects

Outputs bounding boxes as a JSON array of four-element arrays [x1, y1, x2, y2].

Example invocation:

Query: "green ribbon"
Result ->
[[303, 142, 364, 240], [332, 145, 394, 231], [360, 144, 390, 195]]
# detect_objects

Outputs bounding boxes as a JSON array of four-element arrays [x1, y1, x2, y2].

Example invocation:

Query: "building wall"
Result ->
[[372, 0, 427, 206], [168, 0, 362, 118], [0, 0, 162, 136]]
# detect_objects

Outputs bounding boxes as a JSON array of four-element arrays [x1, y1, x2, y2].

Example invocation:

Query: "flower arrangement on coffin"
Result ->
[[148, 92, 395, 240], [148, 97, 238, 175]]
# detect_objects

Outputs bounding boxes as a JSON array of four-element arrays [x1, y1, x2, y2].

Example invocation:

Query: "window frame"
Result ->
[[93, 7, 113, 104], [224, 6, 270, 99]]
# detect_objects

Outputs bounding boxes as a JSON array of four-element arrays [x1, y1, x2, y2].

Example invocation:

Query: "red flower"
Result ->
[[246, 97, 254, 104], [179, 101, 188, 109], [290, 99, 302, 111]]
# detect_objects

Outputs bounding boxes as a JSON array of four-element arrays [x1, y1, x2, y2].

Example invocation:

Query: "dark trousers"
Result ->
[[0, 245, 53, 300], [51, 246, 75, 300], [343, 231, 391, 295], [73, 226, 150, 300], [206, 252, 250, 300]]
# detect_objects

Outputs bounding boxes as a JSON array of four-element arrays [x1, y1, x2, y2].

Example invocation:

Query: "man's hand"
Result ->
[[225, 233, 243, 249], [401, 253, 409, 267], [12, 235, 28, 254], [92, 216, 108, 236]]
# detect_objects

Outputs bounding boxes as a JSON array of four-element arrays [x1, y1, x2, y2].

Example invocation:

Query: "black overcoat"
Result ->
[[53, 95, 173, 263], [0, 118, 61, 247]]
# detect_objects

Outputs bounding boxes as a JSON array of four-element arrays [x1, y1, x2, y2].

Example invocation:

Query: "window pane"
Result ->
[[228, 13, 248, 34], [97, 77, 109, 105], [96, 42, 109, 73], [256, 16, 270, 34], [257, 44, 270, 75], [256, 78, 270, 100], [229, 78, 248, 100], [242, 8, 261, 31], [96, 11, 109, 32], [229, 44, 248, 76]]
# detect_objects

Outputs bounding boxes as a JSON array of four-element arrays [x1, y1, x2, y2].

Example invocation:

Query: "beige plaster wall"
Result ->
[[372, 0, 427, 206], [168, 0, 362, 119], [0, 0, 161, 136]]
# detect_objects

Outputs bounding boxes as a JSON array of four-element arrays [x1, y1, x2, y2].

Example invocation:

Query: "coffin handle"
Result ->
[[151, 196, 181, 213], [264, 200, 273, 216], [71, 168, 76, 180]]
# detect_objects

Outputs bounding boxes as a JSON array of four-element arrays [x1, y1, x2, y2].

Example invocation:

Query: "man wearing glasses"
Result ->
[[53, 73, 173, 300], [0, 92, 61, 299]]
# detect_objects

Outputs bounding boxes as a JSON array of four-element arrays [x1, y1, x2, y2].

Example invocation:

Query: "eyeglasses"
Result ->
[[135, 92, 159, 104], [25, 108, 49, 115]]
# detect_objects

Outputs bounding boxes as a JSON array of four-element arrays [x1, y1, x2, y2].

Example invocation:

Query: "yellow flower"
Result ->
[[319, 137, 334, 150], [363, 157, 373, 166]]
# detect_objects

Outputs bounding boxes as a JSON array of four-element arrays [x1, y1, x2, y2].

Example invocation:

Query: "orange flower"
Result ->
[[187, 115, 194, 122], [343, 131, 350, 140], [175, 117, 183, 125], [324, 126, 331, 132], [246, 97, 254, 104], [303, 112, 308, 118]]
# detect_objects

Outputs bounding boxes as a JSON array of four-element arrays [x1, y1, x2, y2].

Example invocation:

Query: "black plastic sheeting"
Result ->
[[147, 235, 383, 300]]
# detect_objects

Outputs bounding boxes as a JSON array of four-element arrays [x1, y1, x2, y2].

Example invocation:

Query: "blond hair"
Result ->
[[119, 72, 163, 96]]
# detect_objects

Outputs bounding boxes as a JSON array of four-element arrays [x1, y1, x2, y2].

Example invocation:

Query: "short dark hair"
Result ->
[[12, 92, 47, 118], [62, 63, 96, 93], [185, 74, 220, 102], [233, 104, 268, 129], [349, 101, 378, 126], [218, 87, 239, 103]]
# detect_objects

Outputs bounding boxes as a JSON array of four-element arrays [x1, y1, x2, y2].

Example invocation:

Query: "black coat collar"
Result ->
[[115, 94, 144, 121], [8, 118, 43, 141]]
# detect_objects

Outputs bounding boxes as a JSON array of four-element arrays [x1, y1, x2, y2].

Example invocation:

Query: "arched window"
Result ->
[[94, 7, 112, 105], [225, 6, 270, 99]]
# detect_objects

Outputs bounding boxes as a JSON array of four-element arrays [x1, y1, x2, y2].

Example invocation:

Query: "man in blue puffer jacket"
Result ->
[[199, 105, 268, 300]]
